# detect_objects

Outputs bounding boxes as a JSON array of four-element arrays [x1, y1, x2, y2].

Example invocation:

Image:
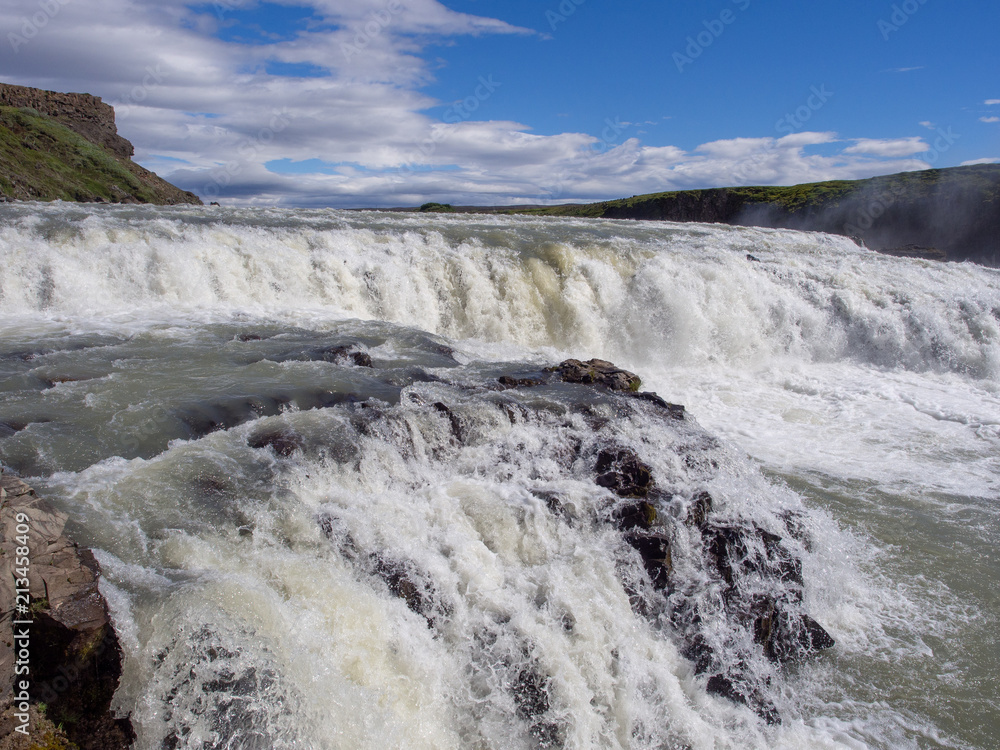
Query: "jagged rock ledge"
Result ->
[[0, 472, 132, 750], [304, 356, 835, 727]]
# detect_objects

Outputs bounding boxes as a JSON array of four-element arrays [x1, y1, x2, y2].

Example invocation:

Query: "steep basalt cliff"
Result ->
[[0, 82, 200, 205]]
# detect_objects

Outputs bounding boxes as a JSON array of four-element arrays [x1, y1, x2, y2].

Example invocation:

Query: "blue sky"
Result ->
[[1, 0, 997, 206]]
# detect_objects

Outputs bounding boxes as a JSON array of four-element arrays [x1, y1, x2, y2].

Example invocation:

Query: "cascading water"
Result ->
[[1, 203, 998, 749]]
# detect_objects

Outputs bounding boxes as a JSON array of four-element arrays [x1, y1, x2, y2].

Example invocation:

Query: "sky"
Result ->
[[1, 0, 998, 207]]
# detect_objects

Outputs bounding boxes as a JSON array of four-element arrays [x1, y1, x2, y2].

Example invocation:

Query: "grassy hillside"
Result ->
[[0, 105, 200, 204], [516, 167, 1000, 220]]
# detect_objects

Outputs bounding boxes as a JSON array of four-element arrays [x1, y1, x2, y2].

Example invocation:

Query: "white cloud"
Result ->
[[843, 137, 928, 157], [986, 99, 1000, 105], [919, 121, 935, 129], [0, 0, 950, 206], [980, 117, 1000, 123], [961, 158, 1000, 166]]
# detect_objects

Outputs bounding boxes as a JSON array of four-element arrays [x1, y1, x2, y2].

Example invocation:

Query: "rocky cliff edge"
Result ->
[[0, 82, 201, 205]]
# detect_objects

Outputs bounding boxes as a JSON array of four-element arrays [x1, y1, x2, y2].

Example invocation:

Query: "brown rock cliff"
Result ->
[[0, 83, 134, 161]]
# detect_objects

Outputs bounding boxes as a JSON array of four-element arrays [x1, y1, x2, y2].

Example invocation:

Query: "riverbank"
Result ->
[[0, 472, 132, 750]]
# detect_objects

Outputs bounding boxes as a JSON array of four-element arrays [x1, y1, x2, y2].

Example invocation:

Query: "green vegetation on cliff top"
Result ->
[[0, 105, 200, 204], [512, 165, 1000, 219]]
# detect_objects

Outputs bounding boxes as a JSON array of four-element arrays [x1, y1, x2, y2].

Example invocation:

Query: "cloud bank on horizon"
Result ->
[[1, 0, 997, 207]]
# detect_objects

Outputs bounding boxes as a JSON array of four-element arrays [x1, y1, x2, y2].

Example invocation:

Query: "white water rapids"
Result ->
[[1, 203, 998, 749]]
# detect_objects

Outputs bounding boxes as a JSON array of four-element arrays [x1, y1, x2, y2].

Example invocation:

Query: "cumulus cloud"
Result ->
[[843, 137, 929, 157], [0, 0, 945, 206], [961, 158, 1000, 166], [986, 99, 1000, 105], [980, 117, 1000, 123]]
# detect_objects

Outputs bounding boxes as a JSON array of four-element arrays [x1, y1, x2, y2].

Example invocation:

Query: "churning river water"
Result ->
[[1, 204, 998, 749]]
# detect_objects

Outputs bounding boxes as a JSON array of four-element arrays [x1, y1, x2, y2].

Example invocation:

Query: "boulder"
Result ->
[[595, 447, 654, 498], [631, 392, 686, 420], [247, 427, 303, 457], [624, 531, 673, 590], [0, 472, 132, 749], [497, 375, 544, 389], [613, 501, 658, 531], [551, 359, 641, 392]]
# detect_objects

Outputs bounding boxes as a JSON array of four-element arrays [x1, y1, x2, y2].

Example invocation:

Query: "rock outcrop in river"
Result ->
[[0, 472, 132, 750]]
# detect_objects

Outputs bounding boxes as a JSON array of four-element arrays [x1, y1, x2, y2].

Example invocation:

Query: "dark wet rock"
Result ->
[[302, 344, 373, 367], [313, 356, 830, 727], [533, 490, 571, 519], [0, 421, 31, 438], [706, 673, 781, 725], [498, 399, 534, 426], [613, 500, 658, 531], [319, 515, 448, 629], [686, 491, 714, 529], [631, 391, 686, 420], [0, 473, 133, 750], [498, 374, 544, 389], [595, 447, 654, 498], [257, 341, 374, 368], [247, 428, 303, 457], [705, 524, 804, 590], [624, 531, 673, 590], [41, 375, 88, 388], [432, 401, 464, 441], [511, 665, 562, 748], [234, 333, 264, 342], [371, 556, 439, 624], [746, 253, 761, 262], [550, 359, 641, 392], [0, 350, 51, 362], [755, 607, 836, 664], [176, 395, 290, 438], [687, 520, 832, 714], [176, 389, 386, 439], [779, 509, 814, 552]]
